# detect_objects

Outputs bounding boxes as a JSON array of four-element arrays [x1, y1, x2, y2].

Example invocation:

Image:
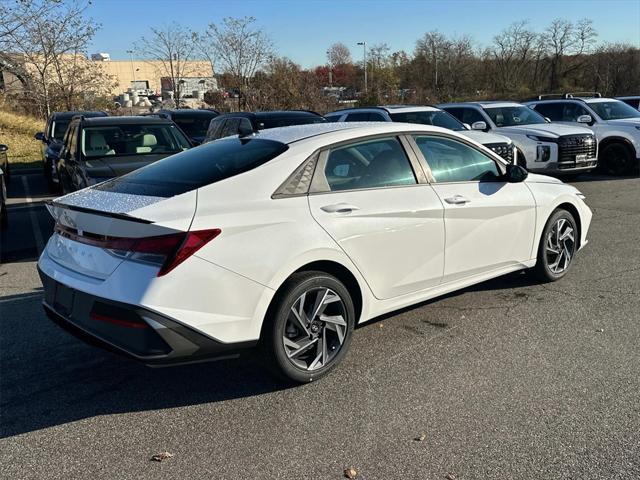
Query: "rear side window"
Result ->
[[324, 114, 342, 122], [532, 103, 563, 121], [95, 138, 288, 197], [317, 137, 416, 192]]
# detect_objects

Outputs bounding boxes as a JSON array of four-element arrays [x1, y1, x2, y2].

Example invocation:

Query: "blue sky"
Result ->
[[88, 0, 640, 68]]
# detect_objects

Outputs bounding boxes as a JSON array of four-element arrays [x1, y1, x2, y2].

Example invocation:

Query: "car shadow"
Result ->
[[0, 293, 289, 439]]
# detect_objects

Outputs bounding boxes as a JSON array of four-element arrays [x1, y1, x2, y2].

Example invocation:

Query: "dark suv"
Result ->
[[150, 109, 219, 145], [57, 116, 192, 192], [35, 111, 108, 191], [204, 111, 326, 142]]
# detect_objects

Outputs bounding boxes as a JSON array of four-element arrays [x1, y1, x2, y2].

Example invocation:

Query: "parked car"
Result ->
[[616, 96, 640, 111], [0, 143, 9, 184], [0, 172, 6, 228], [526, 93, 640, 175], [35, 111, 109, 191], [39, 122, 592, 383], [325, 105, 519, 165], [204, 110, 326, 142], [150, 109, 219, 145], [56, 115, 192, 192], [440, 101, 598, 176]]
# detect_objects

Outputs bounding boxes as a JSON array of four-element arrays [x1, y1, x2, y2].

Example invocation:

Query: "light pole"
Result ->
[[357, 41, 367, 93], [326, 49, 333, 88], [126, 50, 136, 113]]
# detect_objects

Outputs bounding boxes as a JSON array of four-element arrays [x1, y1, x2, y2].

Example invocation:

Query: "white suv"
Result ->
[[325, 106, 518, 164], [439, 101, 598, 176], [526, 94, 640, 175]]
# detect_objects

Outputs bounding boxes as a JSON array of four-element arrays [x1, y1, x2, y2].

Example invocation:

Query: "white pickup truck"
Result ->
[[439, 101, 598, 176], [526, 93, 640, 175]]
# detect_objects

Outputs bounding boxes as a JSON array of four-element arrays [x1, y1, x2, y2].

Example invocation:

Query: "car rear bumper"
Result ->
[[39, 267, 257, 366]]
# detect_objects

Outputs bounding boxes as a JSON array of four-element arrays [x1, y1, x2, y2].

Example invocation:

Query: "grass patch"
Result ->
[[0, 108, 45, 165]]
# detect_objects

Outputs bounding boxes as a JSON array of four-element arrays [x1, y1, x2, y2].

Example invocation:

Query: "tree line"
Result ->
[[0, 0, 638, 118]]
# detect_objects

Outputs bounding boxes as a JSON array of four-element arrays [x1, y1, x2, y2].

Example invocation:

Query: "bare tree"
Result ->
[[199, 17, 273, 106], [0, 0, 112, 116], [327, 42, 352, 65], [491, 21, 538, 92], [138, 23, 195, 104]]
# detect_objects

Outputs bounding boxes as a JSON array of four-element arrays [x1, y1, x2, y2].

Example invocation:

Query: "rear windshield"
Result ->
[[173, 114, 218, 139], [95, 138, 289, 197], [389, 110, 465, 131], [260, 115, 326, 129]]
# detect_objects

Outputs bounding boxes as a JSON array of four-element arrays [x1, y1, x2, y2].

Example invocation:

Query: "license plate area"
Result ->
[[53, 283, 75, 317], [576, 154, 588, 163]]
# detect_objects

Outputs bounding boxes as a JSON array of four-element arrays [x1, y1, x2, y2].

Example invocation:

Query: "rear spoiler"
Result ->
[[47, 201, 154, 224]]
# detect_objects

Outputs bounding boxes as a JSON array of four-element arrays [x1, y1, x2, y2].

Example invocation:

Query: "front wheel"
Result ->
[[534, 209, 578, 282], [264, 271, 355, 383], [599, 143, 635, 176]]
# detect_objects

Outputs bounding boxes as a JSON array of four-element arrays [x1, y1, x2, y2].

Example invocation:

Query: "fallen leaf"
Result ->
[[378, 323, 384, 329], [344, 467, 358, 479], [414, 433, 426, 441], [151, 451, 174, 462], [596, 328, 604, 333], [445, 473, 456, 480]]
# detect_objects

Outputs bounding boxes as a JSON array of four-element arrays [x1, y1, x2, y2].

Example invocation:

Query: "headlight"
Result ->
[[536, 145, 551, 162], [527, 134, 558, 143]]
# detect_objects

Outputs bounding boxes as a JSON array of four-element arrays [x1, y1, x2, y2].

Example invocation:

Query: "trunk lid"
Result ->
[[46, 186, 197, 279]]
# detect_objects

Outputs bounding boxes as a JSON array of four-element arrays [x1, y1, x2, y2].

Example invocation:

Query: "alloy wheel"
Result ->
[[282, 287, 348, 371], [545, 218, 575, 274]]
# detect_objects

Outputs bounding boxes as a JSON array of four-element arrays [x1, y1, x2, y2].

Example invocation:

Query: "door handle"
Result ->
[[444, 195, 470, 205], [320, 203, 360, 214]]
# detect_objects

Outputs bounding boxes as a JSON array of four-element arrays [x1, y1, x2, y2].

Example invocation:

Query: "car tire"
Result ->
[[599, 142, 635, 176], [534, 209, 578, 282], [263, 271, 355, 383]]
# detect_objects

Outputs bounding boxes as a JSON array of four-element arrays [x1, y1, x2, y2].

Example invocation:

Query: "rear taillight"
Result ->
[[55, 224, 221, 276]]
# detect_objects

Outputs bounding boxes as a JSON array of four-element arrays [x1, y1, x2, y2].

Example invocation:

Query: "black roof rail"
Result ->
[[565, 92, 602, 99]]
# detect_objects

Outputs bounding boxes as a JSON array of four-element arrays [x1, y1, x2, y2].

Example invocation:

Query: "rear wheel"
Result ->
[[599, 142, 635, 176], [264, 271, 355, 383], [534, 209, 577, 282]]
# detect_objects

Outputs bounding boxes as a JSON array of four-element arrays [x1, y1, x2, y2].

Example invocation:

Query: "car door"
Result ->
[[308, 135, 445, 300], [410, 134, 536, 284]]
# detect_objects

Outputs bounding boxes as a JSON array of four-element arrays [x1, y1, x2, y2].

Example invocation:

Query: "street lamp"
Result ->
[[326, 49, 333, 88], [357, 41, 367, 93]]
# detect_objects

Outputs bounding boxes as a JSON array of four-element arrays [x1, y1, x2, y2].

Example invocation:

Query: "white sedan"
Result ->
[[38, 122, 592, 382]]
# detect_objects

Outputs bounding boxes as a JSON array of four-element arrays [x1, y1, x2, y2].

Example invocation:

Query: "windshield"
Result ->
[[94, 138, 289, 197], [173, 115, 218, 139], [588, 101, 640, 120], [389, 110, 465, 131], [51, 121, 70, 141], [81, 124, 191, 159], [483, 106, 547, 127]]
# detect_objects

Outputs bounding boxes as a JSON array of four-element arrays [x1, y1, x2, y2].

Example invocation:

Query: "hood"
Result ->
[[524, 172, 564, 185], [83, 153, 171, 179], [496, 123, 591, 138], [460, 130, 512, 145], [607, 118, 640, 127]]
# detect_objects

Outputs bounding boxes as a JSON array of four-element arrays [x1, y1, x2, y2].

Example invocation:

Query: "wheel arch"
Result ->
[[260, 259, 366, 341], [598, 136, 636, 158]]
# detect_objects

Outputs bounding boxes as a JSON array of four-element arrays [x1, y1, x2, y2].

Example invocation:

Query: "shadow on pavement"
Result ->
[[0, 293, 289, 439]]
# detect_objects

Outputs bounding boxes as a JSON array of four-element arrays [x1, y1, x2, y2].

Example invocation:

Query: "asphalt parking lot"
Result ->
[[1, 170, 639, 480]]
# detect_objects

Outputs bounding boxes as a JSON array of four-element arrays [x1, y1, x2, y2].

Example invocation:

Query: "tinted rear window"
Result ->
[[95, 138, 288, 197]]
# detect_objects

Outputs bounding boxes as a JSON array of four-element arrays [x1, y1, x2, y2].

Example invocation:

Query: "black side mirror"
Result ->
[[505, 163, 528, 183], [35, 132, 45, 141], [237, 118, 256, 138], [0, 144, 8, 153]]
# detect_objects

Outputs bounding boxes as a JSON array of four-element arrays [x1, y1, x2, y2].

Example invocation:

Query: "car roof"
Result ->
[[616, 95, 640, 100], [441, 101, 522, 108], [328, 105, 440, 115], [157, 109, 219, 117], [250, 121, 451, 145], [77, 116, 175, 126], [214, 110, 322, 120], [51, 111, 108, 120]]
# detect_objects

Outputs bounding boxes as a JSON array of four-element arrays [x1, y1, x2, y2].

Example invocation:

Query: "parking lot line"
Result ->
[[21, 175, 45, 254]]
